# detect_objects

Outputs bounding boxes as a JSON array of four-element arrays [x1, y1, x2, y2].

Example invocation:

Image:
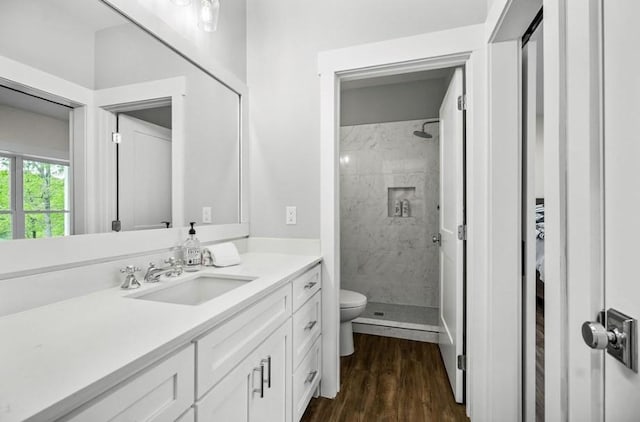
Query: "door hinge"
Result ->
[[457, 354, 467, 371], [457, 94, 467, 111], [112, 132, 122, 144], [457, 224, 467, 240]]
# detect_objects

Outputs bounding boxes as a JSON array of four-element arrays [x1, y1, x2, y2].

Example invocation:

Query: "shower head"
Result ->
[[413, 129, 432, 139], [413, 121, 433, 139]]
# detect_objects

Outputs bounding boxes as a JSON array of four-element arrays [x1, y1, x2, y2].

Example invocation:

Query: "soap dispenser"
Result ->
[[183, 222, 201, 272]]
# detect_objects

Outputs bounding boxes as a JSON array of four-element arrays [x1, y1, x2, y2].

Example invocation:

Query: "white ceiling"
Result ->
[[0, 86, 71, 121], [341, 68, 454, 91]]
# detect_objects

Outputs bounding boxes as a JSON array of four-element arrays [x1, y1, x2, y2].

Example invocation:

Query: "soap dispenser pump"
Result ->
[[183, 222, 201, 272]]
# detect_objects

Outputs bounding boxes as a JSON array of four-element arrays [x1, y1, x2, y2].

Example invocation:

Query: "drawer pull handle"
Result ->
[[304, 320, 318, 331], [304, 280, 318, 289], [261, 356, 272, 388], [253, 364, 265, 398], [305, 370, 318, 384]]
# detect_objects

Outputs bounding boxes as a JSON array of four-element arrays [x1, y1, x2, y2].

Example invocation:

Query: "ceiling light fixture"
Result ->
[[170, 0, 192, 6], [198, 0, 220, 32]]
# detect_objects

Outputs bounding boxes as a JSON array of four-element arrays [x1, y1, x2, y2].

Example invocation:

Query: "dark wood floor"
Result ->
[[301, 334, 469, 422], [536, 299, 545, 421]]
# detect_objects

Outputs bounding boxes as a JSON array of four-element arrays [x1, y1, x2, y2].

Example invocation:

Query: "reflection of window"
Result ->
[[0, 154, 70, 240]]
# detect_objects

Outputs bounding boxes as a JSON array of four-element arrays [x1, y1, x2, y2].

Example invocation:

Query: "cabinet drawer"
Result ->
[[195, 284, 291, 398], [293, 336, 321, 422], [292, 290, 321, 369], [291, 264, 321, 312], [65, 345, 194, 422]]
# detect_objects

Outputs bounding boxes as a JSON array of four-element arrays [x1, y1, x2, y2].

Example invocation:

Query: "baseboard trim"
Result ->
[[352, 322, 439, 343]]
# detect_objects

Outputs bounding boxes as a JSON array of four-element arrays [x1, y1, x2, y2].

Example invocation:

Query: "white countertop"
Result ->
[[0, 252, 321, 422]]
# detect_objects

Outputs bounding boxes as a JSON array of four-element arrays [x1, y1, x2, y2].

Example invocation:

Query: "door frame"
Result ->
[[94, 77, 186, 233], [319, 24, 485, 418], [489, 0, 606, 420]]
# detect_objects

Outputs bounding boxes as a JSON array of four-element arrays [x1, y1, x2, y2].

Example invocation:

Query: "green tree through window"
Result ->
[[23, 160, 68, 238], [0, 157, 11, 240], [0, 156, 69, 240]]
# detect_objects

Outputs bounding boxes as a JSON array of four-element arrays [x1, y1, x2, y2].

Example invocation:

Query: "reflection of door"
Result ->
[[118, 115, 171, 231], [438, 67, 465, 403], [600, 0, 640, 418], [522, 39, 538, 422]]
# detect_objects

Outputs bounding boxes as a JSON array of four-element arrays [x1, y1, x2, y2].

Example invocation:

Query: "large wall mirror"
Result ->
[[0, 0, 241, 239]]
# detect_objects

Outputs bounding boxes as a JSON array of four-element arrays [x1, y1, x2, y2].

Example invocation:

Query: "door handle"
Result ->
[[582, 308, 638, 372], [432, 233, 441, 246], [581, 321, 622, 350], [305, 320, 318, 331]]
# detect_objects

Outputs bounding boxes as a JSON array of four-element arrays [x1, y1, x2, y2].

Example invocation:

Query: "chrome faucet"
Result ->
[[120, 266, 142, 289], [144, 257, 183, 283]]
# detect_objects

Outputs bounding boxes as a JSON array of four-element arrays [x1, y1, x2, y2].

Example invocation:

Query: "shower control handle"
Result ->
[[432, 233, 441, 246]]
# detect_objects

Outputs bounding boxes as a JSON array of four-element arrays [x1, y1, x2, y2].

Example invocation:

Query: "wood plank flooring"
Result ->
[[301, 334, 469, 422]]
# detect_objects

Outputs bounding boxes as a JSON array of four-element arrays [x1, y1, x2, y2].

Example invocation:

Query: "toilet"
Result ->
[[339, 289, 367, 356]]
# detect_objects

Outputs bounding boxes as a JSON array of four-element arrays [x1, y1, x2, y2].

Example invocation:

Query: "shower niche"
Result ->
[[387, 186, 416, 217]]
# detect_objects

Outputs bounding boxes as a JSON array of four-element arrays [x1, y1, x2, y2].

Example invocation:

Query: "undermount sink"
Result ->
[[131, 274, 257, 306]]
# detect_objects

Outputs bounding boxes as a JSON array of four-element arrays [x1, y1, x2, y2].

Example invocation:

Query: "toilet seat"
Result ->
[[340, 289, 367, 308]]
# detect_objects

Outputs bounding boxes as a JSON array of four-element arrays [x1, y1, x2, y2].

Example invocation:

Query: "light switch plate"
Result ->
[[202, 207, 212, 223], [286, 206, 297, 225]]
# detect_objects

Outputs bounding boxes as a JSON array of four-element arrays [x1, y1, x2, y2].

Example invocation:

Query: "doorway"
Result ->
[[522, 9, 544, 422], [116, 108, 172, 231], [334, 61, 468, 406]]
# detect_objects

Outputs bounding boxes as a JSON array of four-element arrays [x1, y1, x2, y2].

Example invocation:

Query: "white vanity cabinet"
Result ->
[[57, 263, 322, 422], [291, 267, 322, 422], [194, 284, 292, 422], [195, 320, 291, 422], [64, 345, 195, 422]]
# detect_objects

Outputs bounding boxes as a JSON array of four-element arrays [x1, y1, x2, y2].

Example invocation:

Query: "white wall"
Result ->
[[0, 0, 97, 88], [247, 0, 487, 238], [0, 105, 69, 161], [340, 79, 448, 126]]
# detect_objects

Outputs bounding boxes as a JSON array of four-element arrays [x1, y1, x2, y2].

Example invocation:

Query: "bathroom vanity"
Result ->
[[0, 253, 322, 422]]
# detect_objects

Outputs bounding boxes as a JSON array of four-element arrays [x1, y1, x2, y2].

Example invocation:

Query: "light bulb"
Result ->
[[199, 0, 220, 32], [170, 0, 192, 6]]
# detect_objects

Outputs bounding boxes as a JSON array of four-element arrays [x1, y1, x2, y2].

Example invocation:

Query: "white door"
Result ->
[[438, 67, 465, 403], [601, 0, 640, 418], [118, 115, 172, 231]]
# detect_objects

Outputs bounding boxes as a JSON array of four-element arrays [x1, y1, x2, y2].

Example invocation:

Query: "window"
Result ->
[[0, 156, 11, 240], [0, 154, 71, 240]]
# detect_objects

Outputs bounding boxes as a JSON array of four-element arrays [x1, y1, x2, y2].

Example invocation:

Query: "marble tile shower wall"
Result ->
[[340, 119, 440, 308]]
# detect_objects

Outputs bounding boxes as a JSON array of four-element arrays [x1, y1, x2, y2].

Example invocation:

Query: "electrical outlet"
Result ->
[[286, 206, 297, 225], [202, 207, 212, 223]]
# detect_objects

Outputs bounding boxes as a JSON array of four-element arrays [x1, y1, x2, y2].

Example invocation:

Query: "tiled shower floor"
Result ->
[[354, 301, 440, 332]]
